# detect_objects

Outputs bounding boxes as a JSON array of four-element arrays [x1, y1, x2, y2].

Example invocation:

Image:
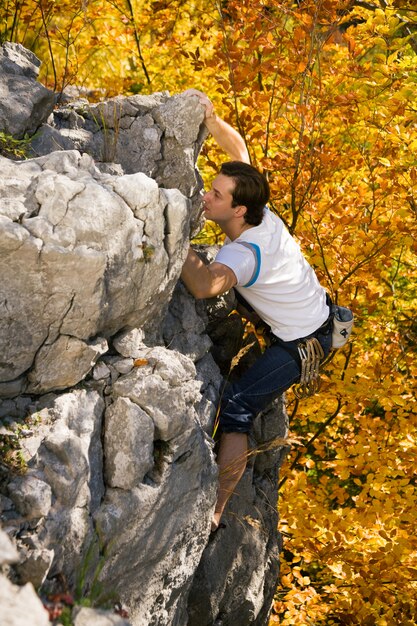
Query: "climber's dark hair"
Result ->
[[219, 161, 270, 226]]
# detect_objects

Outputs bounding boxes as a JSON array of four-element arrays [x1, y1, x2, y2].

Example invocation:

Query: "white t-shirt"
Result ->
[[215, 208, 329, 341]]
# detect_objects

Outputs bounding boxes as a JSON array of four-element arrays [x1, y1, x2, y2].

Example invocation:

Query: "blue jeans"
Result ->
[[219, 322, 332, 433]]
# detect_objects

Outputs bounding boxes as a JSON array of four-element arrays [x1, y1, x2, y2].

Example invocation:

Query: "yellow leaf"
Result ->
[[378, 157, 391, 167]]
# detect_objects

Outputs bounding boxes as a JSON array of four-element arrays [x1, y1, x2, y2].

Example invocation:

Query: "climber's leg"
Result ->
[[211, 432, 248, 531]]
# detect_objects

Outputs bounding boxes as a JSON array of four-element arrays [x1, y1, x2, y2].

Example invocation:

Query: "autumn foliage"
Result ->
[[2, 0, 417, 623]]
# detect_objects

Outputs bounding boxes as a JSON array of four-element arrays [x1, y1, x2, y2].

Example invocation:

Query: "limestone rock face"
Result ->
[[0, 55, 208, 396], [0, 150, 194, 395], [0, 44, 289, 626], [104, 397, 154, 489], [29, 91, 207, 205], [2, 341, 218, 626], [1, 285, 288, 626]]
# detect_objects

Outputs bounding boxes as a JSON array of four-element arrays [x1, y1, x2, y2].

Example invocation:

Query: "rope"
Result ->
[[293, 337, 324, 399]]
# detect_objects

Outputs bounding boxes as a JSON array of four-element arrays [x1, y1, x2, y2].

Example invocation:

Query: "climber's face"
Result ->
[[202, 174, 246, 227], [203, 174, 235, 223]]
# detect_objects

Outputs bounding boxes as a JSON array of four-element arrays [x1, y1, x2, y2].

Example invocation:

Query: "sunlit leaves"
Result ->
[[1, 0, 218, 97], [3, 0, 417, 623]]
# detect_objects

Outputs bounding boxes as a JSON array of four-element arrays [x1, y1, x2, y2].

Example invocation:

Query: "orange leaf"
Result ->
[[134, 358, 149, 367]]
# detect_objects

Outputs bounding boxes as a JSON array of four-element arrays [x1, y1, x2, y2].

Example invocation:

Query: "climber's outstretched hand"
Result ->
[[182, 88, 250, 163]]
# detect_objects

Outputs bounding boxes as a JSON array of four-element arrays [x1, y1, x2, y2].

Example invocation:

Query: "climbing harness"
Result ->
[[293, 337, 324, 399]]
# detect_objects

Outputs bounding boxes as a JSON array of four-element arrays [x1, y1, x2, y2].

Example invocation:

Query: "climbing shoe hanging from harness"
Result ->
[[293, 337, 324, 399]]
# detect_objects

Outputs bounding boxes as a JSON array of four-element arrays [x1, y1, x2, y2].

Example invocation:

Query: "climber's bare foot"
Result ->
[[211, 512, 221, 533], [211, 511, 228, 534]]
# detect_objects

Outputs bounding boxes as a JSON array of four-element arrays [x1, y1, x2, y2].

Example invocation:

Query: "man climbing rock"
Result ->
[[181, 89, 333, 532]]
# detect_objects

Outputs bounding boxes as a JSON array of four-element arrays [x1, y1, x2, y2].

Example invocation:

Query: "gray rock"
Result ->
[[0, 376, 27, 399], [37, 389, 105, 509], [29, 91, 206, 205], [27, 335, 108, 394], [0, 43, 55, 138], [14, 544, 54, 588], [112, 347, 200, 441], [0, 529, 19, 565], [0, 151, 192, 395], [0, 493, 15, 516], [195, 353, 222, 433], [113, 172, 160, 219], [28, 123, 75, 156], [113, 328, 145, 358], [3, 389, 106, 585], [111, 358, 134, 375], [95, 425, 217, 626], [73, 606, 132, 626], [7, 475, 52, 519], [104, 397, 154, 489], [152, 94, 205, 197], [0, 395, 32, 418], [93, 361, 112, 381], [162, 282, 212, 362], [0, 42, 42, 79], [0, 575, 50, 626]]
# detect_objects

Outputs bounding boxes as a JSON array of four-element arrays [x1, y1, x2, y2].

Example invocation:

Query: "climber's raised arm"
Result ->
[[183, 88, 250, 164]]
